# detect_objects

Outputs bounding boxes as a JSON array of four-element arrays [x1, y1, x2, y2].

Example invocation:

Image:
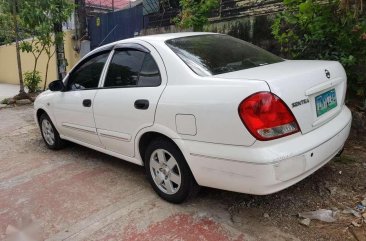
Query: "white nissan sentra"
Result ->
[[34, 32, 352, 203]]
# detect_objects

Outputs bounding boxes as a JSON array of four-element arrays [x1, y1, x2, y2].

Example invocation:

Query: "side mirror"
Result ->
[[48, 80, 64, 92]]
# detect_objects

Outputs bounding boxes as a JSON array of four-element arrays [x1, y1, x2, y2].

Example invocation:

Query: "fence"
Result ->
[[87, 4, 144, 50]]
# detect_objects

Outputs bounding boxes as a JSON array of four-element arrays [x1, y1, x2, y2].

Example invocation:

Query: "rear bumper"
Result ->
[[182, 106, 352, 195]]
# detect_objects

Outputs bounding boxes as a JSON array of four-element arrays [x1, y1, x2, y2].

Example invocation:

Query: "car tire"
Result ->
[[39, 113, 65, 150], [144, 138, 199, 203]]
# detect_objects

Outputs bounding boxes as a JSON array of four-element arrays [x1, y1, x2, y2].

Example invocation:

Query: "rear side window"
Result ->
[[166, 34, 284, 76], [139, 54, 161, 87], [67, 51, 110, 91], [104, 50, 161, 88]]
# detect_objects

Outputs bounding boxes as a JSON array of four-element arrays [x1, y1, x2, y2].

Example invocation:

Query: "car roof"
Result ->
[[133, 32, 218, 42], [84, 32, 219, 61]]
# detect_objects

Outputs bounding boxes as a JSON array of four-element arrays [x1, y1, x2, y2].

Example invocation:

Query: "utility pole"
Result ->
[[54, 1, 67, 80], [54, 23, 66, 80], [75, 0, 87, 40], [112, 0, 114, 11]]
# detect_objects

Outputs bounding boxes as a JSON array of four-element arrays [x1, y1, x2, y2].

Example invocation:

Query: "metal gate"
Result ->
[[88, 4, 143, 50]]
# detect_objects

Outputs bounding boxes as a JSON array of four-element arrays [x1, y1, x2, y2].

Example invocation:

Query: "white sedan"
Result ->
[[34, 32, 352, 203]]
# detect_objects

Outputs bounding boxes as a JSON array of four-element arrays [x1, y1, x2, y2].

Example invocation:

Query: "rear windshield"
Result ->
[[166, 34, 284, 76]]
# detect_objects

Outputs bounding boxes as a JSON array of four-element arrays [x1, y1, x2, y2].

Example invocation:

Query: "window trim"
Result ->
[[98, 49, 115, 88], [113, 43, 150, 53], [63, 50, 113, 92], [100, 45, 162, 89]]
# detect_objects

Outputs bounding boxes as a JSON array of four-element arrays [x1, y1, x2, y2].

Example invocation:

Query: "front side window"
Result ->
[[104, 50, 145, 87], [166, 34, 284, 76], [67, 51, 110, 91], [104, 49, 161, 88]]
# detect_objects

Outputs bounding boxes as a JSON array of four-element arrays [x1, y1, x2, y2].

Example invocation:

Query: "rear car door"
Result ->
[[93, 43, 166, 157], [52, 50, 111, 147]]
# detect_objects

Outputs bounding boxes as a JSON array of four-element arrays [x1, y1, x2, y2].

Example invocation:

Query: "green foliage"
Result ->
[[19, 0, 73, 90], [0, 0, 29, 45], [24, 71, 42, 93], [0, 4, 14, 44], [19, 39, 45, 56], [21, 0, 74, 38], [1, 0, 74, 92], [1, 98, 10, 104], [20, 0, 74, 50], [174, 0, 219, 31], [272, 0, 366, 101]]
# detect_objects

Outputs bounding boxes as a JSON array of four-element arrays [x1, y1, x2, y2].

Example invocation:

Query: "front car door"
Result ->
[[93, 42, 167, 157], [52, 49, 111, 147]]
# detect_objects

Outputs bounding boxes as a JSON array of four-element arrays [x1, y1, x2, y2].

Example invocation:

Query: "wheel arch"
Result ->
[[135, 125, 188, 166], [138, 132, 179, 165], [36, 108, 47, 126], [35, 107, 58, 132]]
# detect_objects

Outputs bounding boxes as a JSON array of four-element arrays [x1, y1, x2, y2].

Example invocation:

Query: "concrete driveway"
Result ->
[[0, 106, 300, 241], [0, 84, 21, 100], [1, 106, 365, 241]]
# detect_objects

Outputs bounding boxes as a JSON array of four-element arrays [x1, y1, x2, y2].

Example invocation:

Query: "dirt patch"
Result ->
[[200, 130, 366, 241]]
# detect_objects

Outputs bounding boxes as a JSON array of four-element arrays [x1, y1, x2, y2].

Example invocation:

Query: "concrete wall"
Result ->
[[142, 0, 282, 52], [205, 14, 279, 54], [0, 31, 80, 88], [64, 31, 81, 73], [142, 14, 279, 54]]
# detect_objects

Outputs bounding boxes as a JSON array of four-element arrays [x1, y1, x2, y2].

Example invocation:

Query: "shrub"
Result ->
[[1, 98, 9, 104], [23, 71, 42, 93], [272, 0, 366, 104], [174, 0, 219, 31]]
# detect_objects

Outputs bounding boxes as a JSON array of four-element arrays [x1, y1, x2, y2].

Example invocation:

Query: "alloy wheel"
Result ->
[[41, 119, 55, 146], [149, 149, 182, 195]]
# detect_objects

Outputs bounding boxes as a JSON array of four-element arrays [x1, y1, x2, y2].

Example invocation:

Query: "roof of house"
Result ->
[[86, 0, 131, 10]]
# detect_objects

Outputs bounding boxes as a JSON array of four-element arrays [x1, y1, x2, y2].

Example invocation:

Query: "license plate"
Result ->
[[315, 89, 337, 117]]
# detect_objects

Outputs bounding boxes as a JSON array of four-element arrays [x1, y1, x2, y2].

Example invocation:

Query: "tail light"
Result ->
[[239, 92, 300, 141]]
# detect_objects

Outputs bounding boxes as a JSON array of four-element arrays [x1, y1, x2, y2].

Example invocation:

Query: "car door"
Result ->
[[52, 49, 111, 147], [93, 43, 166, 157]]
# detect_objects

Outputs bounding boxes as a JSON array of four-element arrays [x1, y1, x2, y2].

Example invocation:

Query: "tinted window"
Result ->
[[139, 54, 161, 87], [104, 50, 145, 87], [166, 34, 284, 76], [67, 51, 110, 90]]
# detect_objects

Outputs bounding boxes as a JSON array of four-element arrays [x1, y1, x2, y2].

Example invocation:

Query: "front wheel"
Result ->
[[39, 113, 65, 150], [145, 138, 199, 203]]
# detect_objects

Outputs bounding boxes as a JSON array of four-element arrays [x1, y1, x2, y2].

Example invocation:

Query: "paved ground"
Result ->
[[0, 83, 24, 101], [1, 106, 365, 241], [0, 84, 21, 101], [0, 106, 298, 241]]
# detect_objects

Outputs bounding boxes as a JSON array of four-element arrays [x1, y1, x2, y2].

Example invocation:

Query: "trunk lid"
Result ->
[[214, 60, 347, 134]]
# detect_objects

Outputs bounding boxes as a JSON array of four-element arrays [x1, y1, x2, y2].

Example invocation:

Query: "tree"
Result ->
[[0, 0, 27, 96], [20, 38, 46, 81], [174, 0, 219, 31], [20, 0, 74, 90], [43, 34, 57, 90], [12, 0, 27, 95]]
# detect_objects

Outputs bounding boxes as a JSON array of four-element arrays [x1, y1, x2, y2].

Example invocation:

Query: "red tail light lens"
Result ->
[[239, 92, 300, 141]]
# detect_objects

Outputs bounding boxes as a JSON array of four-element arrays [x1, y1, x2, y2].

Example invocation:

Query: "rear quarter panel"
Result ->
[[155, 79, 270, 146], [149, 40, 271, 146]]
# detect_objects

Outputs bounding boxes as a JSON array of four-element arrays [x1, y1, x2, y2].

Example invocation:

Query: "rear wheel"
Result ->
[[145, 138, 199, 203], [39, 113, 65, 150]]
